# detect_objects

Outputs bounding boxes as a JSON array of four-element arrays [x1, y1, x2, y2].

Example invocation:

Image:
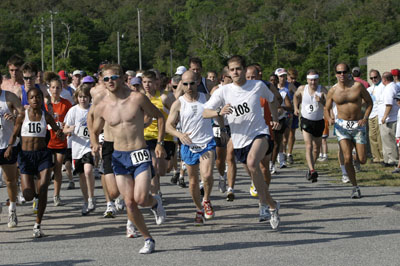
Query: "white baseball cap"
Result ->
[[175, 66, 187, 75]]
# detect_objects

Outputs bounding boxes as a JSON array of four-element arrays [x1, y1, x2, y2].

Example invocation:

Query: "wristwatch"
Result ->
[[157, 141, 165, 146], [216, 107, 222, 117]]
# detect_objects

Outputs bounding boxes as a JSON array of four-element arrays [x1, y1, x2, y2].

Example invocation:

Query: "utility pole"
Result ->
[[137, 8, 142, 70], [117, 31, 120, 65], [327, 44, 331, 88], [50, 10, 57, 71], [170, 49, 173, 77], [34, 17, 45, 71]]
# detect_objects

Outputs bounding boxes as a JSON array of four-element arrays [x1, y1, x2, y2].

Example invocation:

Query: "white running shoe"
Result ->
[[218, 178, 227, 193], [115, 198, 125, 211], [88, 198, 96, 212], [151, 195, 166, 225], [18, 192, 26, 205], [342, 175, 350, 183], [139, 238, 155, 254], [103, 204, 117, 218], [33, 225, 44, 238], [126, 223, 139, 238], [269, 201, 280, 230], [259, 205, 270, 222], [53, 196, 61, 207], [8, 210, 18, 228]]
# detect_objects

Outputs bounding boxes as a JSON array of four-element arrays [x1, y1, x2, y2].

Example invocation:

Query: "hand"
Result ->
[[179, 132, 192, 145], [293, 109, 299, 116], [56, 129, 65, 140], [381, 117, 386, 124], [4, 146, 12, 160], [271, 121, 281, 131], [3, 113, 16, 121], [155, 144, 167, 159], [358, 118, 367, 127], [220, 104, 233, 116], [91, 143, 101, 158]]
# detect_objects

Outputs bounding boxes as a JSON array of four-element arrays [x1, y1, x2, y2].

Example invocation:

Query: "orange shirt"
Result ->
[[46, 98, 72, 149], [260, 97, 274, 140]]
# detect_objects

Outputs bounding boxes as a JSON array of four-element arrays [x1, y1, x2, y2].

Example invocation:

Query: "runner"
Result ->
[[5, 87, 64, 237], [0, 73, 24, 228], [324, 63, 373, 198], [91, 64, 166, 254], [166, 70, 223, 224], [293, 70, 327, 182], [203, 55, 281, 229], [45, 72, 72, 206], [64, 84, 96, 215], [1, 55, 24, 99]]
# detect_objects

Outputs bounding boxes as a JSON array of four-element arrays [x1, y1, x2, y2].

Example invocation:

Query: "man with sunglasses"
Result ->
[[367, 70, 384, 163], [167, 70, 221, 225], [324, 63, 373, 199], [1, 55, 24, 100], [91, 64, 166, 254], [203, 55, 281, 229], [378, 72, 399, 167]]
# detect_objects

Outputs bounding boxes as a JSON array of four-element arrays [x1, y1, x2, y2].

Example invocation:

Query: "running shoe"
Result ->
[[342, 174, 350, 183], [32, 198, 38, 214], [392, 168, 400, 174], [279, 161, 287, 169], [250, 184, 258, 197], [18, 192, 26, 205], [270, 201, 281, 230], [226, 188, 235, 202], [287, 154, 294, 164], [270, 163, 276, 175], [53, 196, 61, 207], [115, 198, 125, 211], [203, 200, 215, 219], [218, 178, 226, 193], [103, 204, 117, 218], [139, 238, 155, 254], [194, 210, 205, 225], [259, 205, 271, 222], [82, 202, 89, 216], [200, 181, 204, 197], [170, 172, 179, 184], [88, 198, 96, 212], [126, 223, 139, 238], [93, 167, 101, 180], [310, 170, 318, 183], [351, 187, 362, 199], [178, 177, 186, 188], [354, 160, 361, 172], [8, 210, 18, 228], [33, 225, 44, 238], [151, 194, 166, 225], [67, 181, 75, 190]]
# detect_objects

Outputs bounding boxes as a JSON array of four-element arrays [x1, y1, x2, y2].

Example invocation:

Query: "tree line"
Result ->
[[0, 0, 399, 84]]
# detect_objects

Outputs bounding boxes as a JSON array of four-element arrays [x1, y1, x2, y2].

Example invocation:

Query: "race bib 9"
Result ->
[[130, 149, 152, 165], [305, 104, 318, 114]]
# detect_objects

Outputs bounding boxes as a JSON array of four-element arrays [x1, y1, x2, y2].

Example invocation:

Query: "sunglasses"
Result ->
[[183, 81, 196, 86], [23, 76, 35, 80], [172, 85, 178, 89], [103, 75, 119, 82], [336, 71, 348, 75], [370, 76, 379, 80]]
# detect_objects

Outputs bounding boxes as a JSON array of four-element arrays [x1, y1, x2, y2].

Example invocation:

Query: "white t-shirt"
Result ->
[[64, 105, 91, 160], [204, 80, 274, 149], [378, 82, 399, 124], [396, 109, 400, 138], [301, 85, 324, 121], [179, 93, 213, 152], [367, 82, 384, 119]]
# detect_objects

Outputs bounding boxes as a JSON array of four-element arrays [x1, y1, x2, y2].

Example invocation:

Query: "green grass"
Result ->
[[291, 146, 400, 186]]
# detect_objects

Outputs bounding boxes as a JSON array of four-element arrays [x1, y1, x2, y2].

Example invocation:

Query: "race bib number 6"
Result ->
[[130, 149, 152, 165], [77, 126, 90, 138]]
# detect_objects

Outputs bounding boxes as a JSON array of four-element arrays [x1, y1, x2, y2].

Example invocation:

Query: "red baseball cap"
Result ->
[[58, 70, 68, 80], [391, 69, 399, 76]]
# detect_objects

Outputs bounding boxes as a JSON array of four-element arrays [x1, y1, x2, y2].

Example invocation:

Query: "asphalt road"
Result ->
[[1, 162, 400, 266]]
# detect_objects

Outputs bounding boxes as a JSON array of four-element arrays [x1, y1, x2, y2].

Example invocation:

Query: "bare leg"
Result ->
[[53, 153, 65, 197], [199, 151, 215, 201]]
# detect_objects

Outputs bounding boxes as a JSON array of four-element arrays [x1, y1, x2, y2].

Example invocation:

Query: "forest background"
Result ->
[[1, 0, 399, 85]]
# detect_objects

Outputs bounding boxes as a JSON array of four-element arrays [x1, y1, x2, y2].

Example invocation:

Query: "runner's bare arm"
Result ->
[[293, 86, 304, 116], [324, 88, 335, 125]]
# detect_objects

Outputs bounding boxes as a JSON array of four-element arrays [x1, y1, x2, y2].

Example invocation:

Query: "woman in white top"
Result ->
[[63, 84, 95, 215], [5, 87, 64, 238]]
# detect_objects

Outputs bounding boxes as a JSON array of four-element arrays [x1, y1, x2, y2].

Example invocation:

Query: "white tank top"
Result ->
[[21, 109, 47, 138], [301, 85, 324, 120], [179, 93, 213, 152], [0, 91, 18, 149]]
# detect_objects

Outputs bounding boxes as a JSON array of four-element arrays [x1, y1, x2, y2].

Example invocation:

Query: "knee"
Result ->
[[124, 198, 137, 211], [134, 193, 148, 206], [23, 189, 35, 201]]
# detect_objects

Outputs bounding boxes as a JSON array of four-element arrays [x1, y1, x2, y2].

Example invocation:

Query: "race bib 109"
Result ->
[[130, 149, 152, 165]]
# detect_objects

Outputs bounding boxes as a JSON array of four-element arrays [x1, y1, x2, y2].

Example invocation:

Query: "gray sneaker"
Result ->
[[33, 225, 44, 238], [82, 202, 89, 216], [8, 210, 18, 228], [139, 238, 155, 254], [392, 168, 400, 174], [351, 187, 362, 199], [218, 178, 226, 193], [151, 194, 166, 225], [53, 196, 61, 207], [88, 198, 96, 212], [269, 201, 280, 230], [259, 205, 271, 222]]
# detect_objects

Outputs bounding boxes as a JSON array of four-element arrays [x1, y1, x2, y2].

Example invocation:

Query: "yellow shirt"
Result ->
[[144, 90, 173, 141]]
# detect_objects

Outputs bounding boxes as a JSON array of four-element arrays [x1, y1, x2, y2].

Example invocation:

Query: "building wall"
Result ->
[[366, 43, 400, 85]]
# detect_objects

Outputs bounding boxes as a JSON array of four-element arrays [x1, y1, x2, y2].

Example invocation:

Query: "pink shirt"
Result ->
[[354, 77, 370, 89]]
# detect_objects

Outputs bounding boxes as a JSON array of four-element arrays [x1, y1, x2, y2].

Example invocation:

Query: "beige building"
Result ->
[[359, 41, 400, 81]]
